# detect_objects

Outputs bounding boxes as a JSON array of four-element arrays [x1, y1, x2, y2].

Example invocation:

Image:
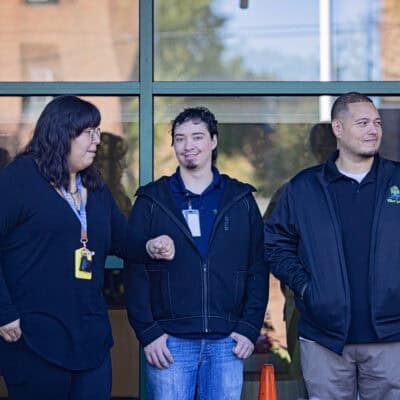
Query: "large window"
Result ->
[[0, 1, 139, 82], [154, 0, 394, 82], [2, 1, 400, 399]]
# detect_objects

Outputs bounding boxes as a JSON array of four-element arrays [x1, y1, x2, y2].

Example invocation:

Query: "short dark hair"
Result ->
[[171, 106, 219, 164], [20, 95, 103, 190], [331, 92, 373, 121]]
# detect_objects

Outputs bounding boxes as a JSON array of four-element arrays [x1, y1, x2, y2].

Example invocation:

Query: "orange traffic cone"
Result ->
[[258, 364, 277, 400]]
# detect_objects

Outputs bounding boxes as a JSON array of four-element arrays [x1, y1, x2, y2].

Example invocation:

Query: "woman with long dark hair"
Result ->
[[0, 95, 127, 399]]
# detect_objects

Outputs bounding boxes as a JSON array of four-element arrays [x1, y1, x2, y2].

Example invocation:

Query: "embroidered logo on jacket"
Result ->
[[387, 185, 400, 204]]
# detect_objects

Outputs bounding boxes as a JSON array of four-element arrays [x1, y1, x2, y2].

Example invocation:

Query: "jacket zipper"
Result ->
[[368, 170, 391, 332], [142, 189, 251, 334], [320, 180, 351, 342], [202, 260, 208, 332]]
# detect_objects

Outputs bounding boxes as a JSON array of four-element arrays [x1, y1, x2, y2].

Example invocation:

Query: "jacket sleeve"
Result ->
[[106, 187, 155, 264], [235, 194, 269, 344], [0, 166, 23, 326], [124, 195, 164, 346], [264, 183, 309, 296], [0, 264, 19, 326], [106, 186, 129, 259]]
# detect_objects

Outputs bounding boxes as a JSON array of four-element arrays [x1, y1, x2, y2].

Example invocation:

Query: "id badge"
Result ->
[[75, 247, 93, 280], [182, 209, 201, 237]]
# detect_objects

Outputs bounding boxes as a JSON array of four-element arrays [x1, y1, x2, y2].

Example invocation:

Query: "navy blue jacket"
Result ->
[[125, 175, 268, 347], [265, 155, 400, 354], [0, 156, 127, 370]]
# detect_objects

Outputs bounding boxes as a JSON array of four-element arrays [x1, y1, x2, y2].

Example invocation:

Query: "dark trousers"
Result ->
[[0, 338, 112, 400]]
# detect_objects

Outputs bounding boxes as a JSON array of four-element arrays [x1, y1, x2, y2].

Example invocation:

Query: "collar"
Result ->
[[170, 166, 223, 195], [324, 151, 379, 184]]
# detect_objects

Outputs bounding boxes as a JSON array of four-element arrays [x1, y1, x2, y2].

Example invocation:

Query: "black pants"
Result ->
[[0, 338, 111, 400]]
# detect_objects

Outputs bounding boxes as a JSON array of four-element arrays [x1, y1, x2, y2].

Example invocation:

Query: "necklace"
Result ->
[[69, 188, 79, 195]]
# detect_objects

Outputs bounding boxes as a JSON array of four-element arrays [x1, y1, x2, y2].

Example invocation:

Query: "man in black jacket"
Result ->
[[265, 92, 400, 399], [125, 106, 268, 400]]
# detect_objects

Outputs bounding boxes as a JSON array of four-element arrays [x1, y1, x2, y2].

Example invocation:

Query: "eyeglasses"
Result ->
[[82, 127, 101, 142]]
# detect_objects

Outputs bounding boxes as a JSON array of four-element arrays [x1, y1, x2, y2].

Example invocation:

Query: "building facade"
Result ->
[[1, 0, 400, 398]]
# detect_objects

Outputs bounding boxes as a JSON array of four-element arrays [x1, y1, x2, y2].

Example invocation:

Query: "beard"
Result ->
[[185, 161, 197, 170], [186, 163, 197, 170], [340, 140, 380, 160], [359, 148, 379, 158]]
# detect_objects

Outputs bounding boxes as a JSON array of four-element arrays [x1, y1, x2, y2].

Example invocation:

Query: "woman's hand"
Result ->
[[146, 235, 175, 260], [0, 319, 22, 342]]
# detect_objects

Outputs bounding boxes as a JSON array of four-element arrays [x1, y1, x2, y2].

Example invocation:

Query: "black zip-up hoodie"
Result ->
[[125, 175, 268, 347]]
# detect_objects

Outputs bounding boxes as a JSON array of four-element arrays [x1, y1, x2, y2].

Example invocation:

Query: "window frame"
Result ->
[[25, 0, 59, 4], [2, 1, 400, 398]]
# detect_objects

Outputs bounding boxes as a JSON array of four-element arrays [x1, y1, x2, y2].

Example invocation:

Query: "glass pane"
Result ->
[[0, 96, 139, 199], [155, 0, 393, 81], [0, 1, 139, 81], [0, 96, 139, 398], [154, 95, 400, 398]]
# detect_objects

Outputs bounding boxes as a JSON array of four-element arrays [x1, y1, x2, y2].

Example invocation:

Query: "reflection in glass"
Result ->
[[0, 96, 139, 192], [154, 96, 320, 198], [97, 132, 132, 217], [154, 0, 318, 81], [155, 0, 397, 82], [0, 1, 139, 81], [0, 148, 10, 169]]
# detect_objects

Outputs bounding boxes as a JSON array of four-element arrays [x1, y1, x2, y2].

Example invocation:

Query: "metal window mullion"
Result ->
[[138, 1, 154, 399], [0, 81, 140, 96], [151, 81, 400, 96], [139, 0, 154, 187], [2, 81, 400, 97]]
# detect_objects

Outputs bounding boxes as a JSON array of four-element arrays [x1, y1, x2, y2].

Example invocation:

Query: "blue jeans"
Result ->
[[146, 335, 243, 400]]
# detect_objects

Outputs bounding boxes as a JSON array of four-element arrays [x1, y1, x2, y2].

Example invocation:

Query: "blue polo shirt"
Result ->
[[326, 156, 378, 344], [169, 167, 224, 258]]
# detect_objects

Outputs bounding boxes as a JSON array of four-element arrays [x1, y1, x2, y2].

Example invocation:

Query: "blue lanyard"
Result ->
[[61, 174, 88, 245]]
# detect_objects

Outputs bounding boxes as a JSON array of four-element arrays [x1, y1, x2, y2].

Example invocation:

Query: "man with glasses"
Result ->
[[265, 92, 400, 399], [125, 106, 268, 400]]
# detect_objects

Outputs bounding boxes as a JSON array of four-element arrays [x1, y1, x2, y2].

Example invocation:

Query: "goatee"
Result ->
[[186, 161, 197, 170]]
